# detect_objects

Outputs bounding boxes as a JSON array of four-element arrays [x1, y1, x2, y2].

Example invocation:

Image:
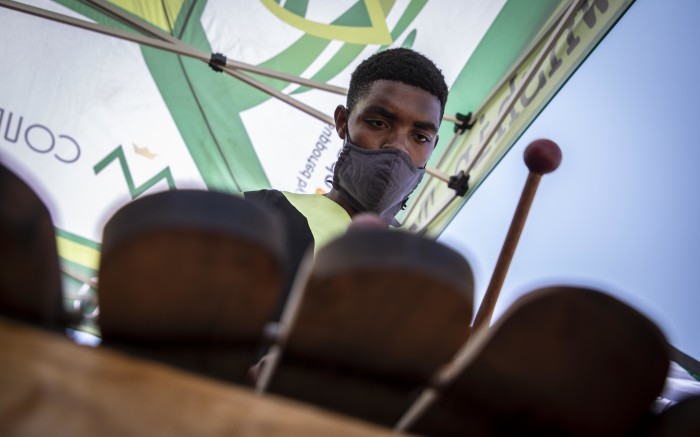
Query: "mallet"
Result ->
[[394, 139, 562, 433], [471, 138, 562, 332]]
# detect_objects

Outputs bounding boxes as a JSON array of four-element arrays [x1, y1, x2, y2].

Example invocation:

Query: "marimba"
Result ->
[[1, 141, 696, 436]]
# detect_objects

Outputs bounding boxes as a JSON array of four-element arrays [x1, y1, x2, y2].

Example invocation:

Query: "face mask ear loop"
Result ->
[[332, 126, 354, 194], [345, 127, 354, 147]]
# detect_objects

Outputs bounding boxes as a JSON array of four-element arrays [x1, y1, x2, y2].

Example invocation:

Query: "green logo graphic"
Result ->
[[94, 145, 176, 199], [261, 0, 393, 44]]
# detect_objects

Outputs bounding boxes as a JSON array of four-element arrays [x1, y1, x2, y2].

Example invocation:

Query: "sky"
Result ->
[[438, 0, 700, 360]]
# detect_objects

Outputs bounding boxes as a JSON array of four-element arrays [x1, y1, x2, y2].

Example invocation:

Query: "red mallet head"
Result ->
[[523, 138, 562, 174]]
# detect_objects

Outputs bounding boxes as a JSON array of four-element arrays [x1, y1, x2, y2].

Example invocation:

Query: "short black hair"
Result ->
[[347, 47, 448, 120]]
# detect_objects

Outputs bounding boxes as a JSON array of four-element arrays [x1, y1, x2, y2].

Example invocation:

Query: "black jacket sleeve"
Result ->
[[243, 189, 314, 321]]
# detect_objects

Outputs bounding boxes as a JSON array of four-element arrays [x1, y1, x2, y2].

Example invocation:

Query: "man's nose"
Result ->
[[381, 132, 409, 152]]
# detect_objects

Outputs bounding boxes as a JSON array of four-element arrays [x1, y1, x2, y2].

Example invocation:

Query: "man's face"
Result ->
[[334, 80, 441, 168]]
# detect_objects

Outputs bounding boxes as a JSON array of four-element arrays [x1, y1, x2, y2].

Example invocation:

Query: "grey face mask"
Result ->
[[332, 141, 426, 225]]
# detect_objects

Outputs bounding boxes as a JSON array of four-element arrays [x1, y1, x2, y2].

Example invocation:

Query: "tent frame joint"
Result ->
[[453, 112, 475, 134], [448, 170, 470, 197], [209, 52, 227, 73]]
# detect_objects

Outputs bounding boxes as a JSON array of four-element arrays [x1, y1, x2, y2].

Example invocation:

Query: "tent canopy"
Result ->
[[0, 0, 634, 309]]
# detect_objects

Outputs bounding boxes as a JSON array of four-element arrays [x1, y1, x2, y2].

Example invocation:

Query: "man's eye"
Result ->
[[415, 134, 431, 143], [366, 119, 386, 128]]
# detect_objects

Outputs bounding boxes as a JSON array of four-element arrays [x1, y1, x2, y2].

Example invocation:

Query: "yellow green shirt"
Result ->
[[281, 192, 351, 252]]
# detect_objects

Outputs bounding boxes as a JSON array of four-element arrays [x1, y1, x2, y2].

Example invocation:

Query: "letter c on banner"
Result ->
[[55, 135, 81, 163]]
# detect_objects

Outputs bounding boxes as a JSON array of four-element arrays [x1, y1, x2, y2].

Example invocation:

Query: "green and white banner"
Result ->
[[0, 0, 633, 302]]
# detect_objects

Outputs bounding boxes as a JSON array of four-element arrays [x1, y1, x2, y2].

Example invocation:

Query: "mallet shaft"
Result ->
[[472, 171, 542, 332]]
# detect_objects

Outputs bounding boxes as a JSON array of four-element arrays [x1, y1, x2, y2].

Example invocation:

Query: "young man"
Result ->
[[245, 48, 448, 302]]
